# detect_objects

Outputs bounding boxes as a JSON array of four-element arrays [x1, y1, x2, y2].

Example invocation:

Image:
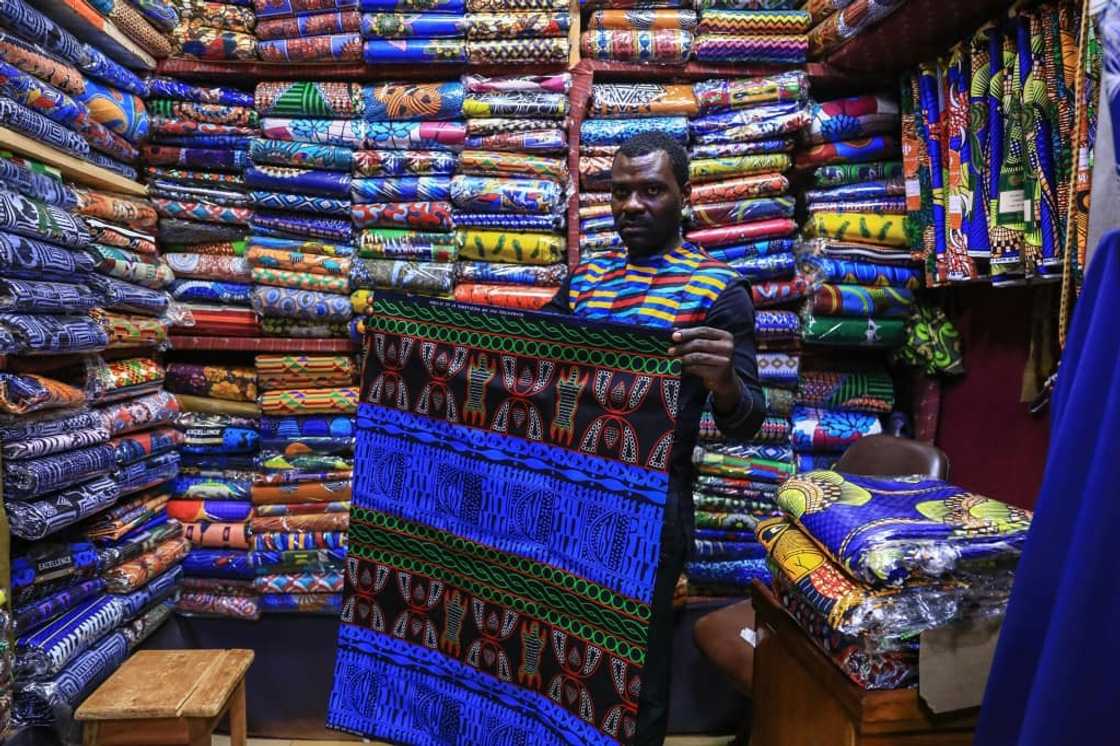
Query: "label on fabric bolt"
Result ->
[[999, 189, 1025, 217], [739, 626, 757, 647]]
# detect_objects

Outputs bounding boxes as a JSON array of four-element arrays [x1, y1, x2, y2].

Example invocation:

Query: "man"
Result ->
[[544, 131, 766, 743]]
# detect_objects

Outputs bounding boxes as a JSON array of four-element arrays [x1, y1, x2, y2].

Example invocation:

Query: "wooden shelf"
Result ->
[[821, 0, 1013, 77], [0, 127, 147, 196], [169, 336, 358, 353]]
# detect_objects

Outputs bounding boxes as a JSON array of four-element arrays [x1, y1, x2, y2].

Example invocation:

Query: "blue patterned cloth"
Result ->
[[170, 279, 253, 305], [776, 470, 1032, 588], [13, 578, 105, 637], [182, 549, 256, 579], [0, 97, 90, 156], [7, 475, 120, 540], [14, 593, 127, 681], [145, 77, 252, 107], [580, 116, 689, 146], [5, 443, 116, 497], [0, 154, 76, 209]]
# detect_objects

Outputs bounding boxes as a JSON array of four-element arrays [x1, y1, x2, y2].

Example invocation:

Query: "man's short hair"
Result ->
[[615, 131, 690, 189]]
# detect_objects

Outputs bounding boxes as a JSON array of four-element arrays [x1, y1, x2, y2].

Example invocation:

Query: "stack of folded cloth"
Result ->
[[171, 0, 258, 61], [349, 80, 463, 310], [798, 93, 914, 349], [757, 469, 1033, 689], [250, 354, 356, 615], [687, 72, 809, 311], [693, 5, 810, 64], [790, 365, 893, 471], [581, 1, 696, 64], [359, 0, 466, 64], [451, 74, 569, 310], [10, 533, 184, 727], [77, 188, 176, 351], [0, 0, 151, 179], [84, 0, 180, 60], [162, 361, 263, 620], [464, 0, 569, 65], [249, 82, 356, 335], [146, 76, 262, 338], [0, 158, 108, 357], [256, 0, 363, 62], [253, 80, 363, 338], [804, 0, 907, 60], [578, 95, 690, 260]]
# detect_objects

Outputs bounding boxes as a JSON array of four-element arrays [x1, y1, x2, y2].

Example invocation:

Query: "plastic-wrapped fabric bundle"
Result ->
[[14, 594, 127, 681], [587, 9, 698, 30], [810, 284, 914, 318], [454, 262, 566, 287], [362, 120, 466, 150], [363, 38, 467, 62], [449, 175, 564, 214], [580, 29, 693, 63], [804, 95, 900, 145], [797, 370, 895, 413], [350, 176, 451, 203], [359, 12, 465, 38], [462, 92, 567, 119], [251, 286, 353, 322], [465, 12, 569, 40], [807, 0, 907, 57], [259, 33, 364, 62], [775, 471, 1032, 587], [351, 201, 454, 231], [694, 34, 808, 63], [693, 70, 807, 114], [6, 475, 121, 540], [456, 229, 564, 264], [790, 406, 882, 453], [589, 84, 699, 118], [801, 314, 907, 347], [349, 259, 455, 294], [259, 592, 342, 614], [249, 139, 354, 171], [466, 38, 568, 64]]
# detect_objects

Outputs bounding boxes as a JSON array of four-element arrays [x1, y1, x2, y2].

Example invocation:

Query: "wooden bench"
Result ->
[[76, 649, 254, 746]]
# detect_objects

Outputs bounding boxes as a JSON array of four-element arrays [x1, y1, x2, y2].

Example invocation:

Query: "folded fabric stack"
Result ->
[[348, 80, 463, 310], [581, 2, 697, 64], [4, 367, 183, 727], [163, 361, 262, 620], [798, 93, 915, 349], [790, 366, 892, 471], [0, 0, 151, 179], [452, 74, 569, 310], [253, 0, 364, 62], [171, 0, 258, 60], [84, 0, 180, 60], [757, 469, 1032, 689], [250, 354, 355, 615], [10, 536, 180, 726], [79, 188, 175, 351], [578, 94, 690, 260], [693, 5, 810, 64], [145, 76, 262, 338], [805, 0, 907, 60], [900, 0, 1097, 290], [357, 0, 466, 64], [688, 72, 808, 311], [0, 159, 107, 357], [464, 0, 569, 66], [252, 80, 362, 338]]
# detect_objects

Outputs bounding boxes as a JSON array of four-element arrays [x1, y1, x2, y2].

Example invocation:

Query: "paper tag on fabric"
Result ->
[[739, 626, 757, 647], [999, 189, 1025, 216]]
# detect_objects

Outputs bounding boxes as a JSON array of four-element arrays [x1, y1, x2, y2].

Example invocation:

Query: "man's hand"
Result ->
[[668, 327, 742, 414]]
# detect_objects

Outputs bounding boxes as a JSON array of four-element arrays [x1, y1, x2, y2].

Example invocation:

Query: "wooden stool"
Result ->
[[76, 649, 254, 746]]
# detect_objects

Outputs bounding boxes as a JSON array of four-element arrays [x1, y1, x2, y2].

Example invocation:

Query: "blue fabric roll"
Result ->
[[580, 117, 689, 146], [244, 165, 353, 198]]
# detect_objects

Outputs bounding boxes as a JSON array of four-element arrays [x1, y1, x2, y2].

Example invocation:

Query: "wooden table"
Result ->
[[76, 649, 254, 746], [749, 582, 976, 746]]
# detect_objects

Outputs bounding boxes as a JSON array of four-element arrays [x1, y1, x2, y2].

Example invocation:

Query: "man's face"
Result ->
[[610, 150, 689, 257]]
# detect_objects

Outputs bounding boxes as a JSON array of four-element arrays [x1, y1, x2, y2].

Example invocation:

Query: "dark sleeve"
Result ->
[[704, 278, 767, 440], [540, 275, 572, 315]]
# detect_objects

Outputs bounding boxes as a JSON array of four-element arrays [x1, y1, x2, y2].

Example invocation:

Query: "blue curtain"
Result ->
[[975, 230, 1120, 744]]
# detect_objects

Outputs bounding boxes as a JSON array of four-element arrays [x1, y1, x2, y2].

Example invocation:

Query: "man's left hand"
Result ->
[[668, 327, 741, 413]]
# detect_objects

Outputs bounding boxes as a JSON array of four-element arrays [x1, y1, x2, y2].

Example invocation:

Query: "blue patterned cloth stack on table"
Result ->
[[249, 80, 362, 337], [170, 0, 258, 61], [0, 0, 152, 179], [756, 470, 1032, 689], [450, 73, 570, 311], [143, 76, 263, 337], [347, 80, 465, 310], [243, 353, 357, 614]]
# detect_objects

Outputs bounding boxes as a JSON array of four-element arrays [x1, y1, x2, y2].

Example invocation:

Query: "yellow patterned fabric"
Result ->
[[258, 387, 360, 415], [804, 212, 910, 248], [455, 229, 565, 264]]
